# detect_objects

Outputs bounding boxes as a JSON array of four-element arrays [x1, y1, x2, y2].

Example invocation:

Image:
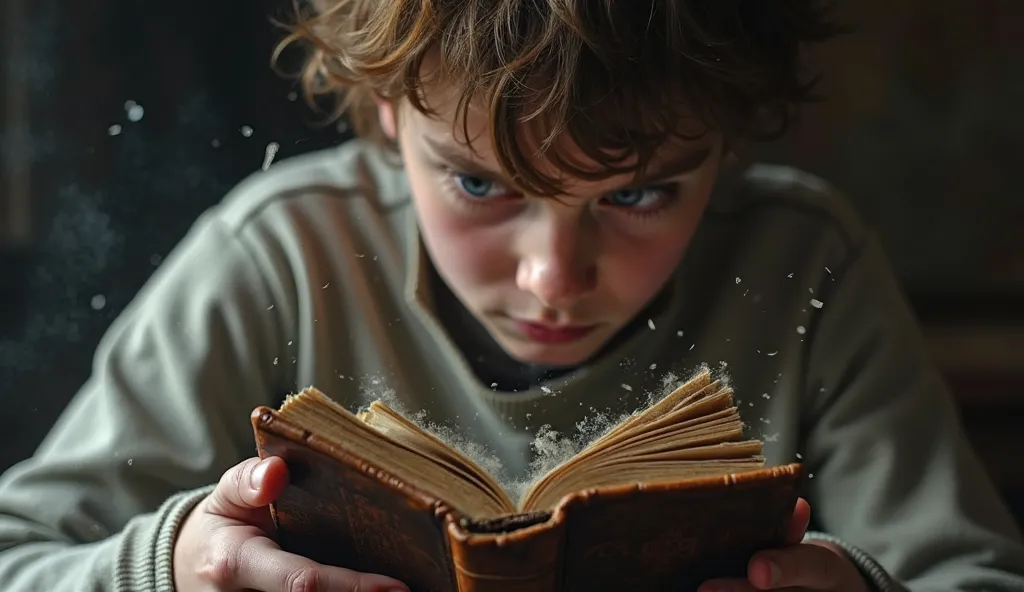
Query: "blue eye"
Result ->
[[456, 175, 498, 198], [607, 189, 645, 206], [606, 187, 666, 209]]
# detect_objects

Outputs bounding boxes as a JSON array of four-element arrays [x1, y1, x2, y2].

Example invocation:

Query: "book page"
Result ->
[[518, 372, 765, 512]]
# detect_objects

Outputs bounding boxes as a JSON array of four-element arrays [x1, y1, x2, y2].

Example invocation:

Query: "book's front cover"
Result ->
[[252, 408, 457, 592]]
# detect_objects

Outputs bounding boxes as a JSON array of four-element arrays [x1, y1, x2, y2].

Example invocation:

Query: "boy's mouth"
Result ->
[[507, 318, 597, 344]]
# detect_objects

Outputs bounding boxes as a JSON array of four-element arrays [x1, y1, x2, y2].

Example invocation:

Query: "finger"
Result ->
[[206, 457, 289, 521], [697, 577, 757, 592], [749, 541, 853, 590], [237, 536, 409, 592], [787, 497, 811, 544]]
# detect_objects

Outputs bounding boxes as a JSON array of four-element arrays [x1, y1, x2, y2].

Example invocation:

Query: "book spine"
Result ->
[[444, 517, 565, 592]]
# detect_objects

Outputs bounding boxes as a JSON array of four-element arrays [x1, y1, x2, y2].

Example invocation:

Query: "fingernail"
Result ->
[[250, 458, 270, 489], [767, 560, 782, 586]]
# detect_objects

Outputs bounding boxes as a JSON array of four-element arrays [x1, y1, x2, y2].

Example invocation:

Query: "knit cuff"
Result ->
[[113, 485, 216, 592], [804, 531, 908, 592]]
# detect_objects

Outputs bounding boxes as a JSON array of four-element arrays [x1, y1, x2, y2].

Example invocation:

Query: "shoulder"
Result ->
[[706, 162, 869, 256], [210, 139, 412, 234]]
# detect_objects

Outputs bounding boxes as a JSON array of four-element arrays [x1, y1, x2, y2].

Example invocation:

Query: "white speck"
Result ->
[[808, 473, 814, 479], [108, 124, 122, 136], [239, 125, 254, 137], [796, 325, 806, 335], [765, 351, 778, 356], [676, 330, 684, 337], [748, 402, 754, 406], [355, 253, 365, 258], [647, 319, 656, 330], [262, 141, 280, 170], [649, 363, 657, 370], [287, 90, 298, 101], [525, 413, 532, 419], [621, 384, 633, 391], [689, 344, 695, 350], [266, 304, 275, 311], [90, 294, 106, 310], [540, 385, 552, 394], [273, 357, 279, 365], [810, 299, 824, 309], [490, 382, 498, 389], [211, 138, 220, 148], [796, 452, 803, 459], [764, 433, 780, 442], [322, 282, 331, 289], [126, 458, 133, 466], [787, 273, 794, 278], [762, 418, 772, 425], [126, 103, 144, 122], [287, 341, 293, 346], [735, 277, 742, 284], [762, 393, 771, 399], [808, 287, 815, 294], [825, 266, 832, 275]]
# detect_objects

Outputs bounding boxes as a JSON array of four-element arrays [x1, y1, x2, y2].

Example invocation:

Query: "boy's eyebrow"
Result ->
[[423, 137, 510, 180], [422, 137, 712, 186]]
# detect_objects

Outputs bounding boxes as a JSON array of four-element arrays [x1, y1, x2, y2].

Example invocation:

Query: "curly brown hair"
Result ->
[[272, 0, 843, 195]]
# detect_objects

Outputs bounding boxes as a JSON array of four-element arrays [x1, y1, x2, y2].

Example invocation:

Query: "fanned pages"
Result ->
[[261, 368, 767, 519]]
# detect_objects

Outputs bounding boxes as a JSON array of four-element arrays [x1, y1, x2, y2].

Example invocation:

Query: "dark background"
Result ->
[[2, 0, 1023, 523]]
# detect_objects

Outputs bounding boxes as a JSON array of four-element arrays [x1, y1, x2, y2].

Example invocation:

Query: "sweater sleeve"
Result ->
[[801, 232, 1024, 591], [0, 210, 290, 591]]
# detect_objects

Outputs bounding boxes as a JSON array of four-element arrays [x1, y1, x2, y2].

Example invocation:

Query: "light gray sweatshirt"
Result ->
[[0, 140, 1021, 591]]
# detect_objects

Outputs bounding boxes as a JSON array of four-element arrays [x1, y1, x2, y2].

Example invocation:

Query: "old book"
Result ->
[[251, 368, 803, 591]]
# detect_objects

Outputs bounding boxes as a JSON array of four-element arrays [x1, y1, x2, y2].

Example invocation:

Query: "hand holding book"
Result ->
[[171, 456, 409, 592]]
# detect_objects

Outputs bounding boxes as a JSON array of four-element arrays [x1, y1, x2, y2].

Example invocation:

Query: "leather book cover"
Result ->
[[252, 407, 803, 592]]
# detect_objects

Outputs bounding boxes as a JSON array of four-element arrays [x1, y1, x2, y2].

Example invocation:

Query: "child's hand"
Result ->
[[174, 456, 408, 592], [698, 498, 870, 592]]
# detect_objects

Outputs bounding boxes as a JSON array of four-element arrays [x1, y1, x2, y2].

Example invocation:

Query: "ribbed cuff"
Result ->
[[804, 531, 908, 592], [113, 485, 215, 592]]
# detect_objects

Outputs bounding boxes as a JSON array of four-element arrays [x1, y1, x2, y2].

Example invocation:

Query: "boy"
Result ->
[[1, 0, 1023, 590]]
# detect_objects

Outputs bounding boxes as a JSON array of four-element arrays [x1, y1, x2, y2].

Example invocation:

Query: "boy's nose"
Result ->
[[515, 217, 598, 310]]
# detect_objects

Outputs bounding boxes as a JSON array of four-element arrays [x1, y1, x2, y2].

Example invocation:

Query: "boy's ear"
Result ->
[[375, 96, 398, 140]]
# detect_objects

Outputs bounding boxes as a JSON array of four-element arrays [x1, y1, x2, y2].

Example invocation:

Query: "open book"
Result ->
[[252, 369, 803, 591]]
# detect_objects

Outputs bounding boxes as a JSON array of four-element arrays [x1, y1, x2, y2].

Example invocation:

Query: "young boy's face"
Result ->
[[380, 81, 724, 368]]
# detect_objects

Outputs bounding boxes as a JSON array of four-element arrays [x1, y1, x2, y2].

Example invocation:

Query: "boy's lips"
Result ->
[[509, 318, 597, 344]]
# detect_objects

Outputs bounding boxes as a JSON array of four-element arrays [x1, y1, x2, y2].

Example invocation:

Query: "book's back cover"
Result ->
[[558, 464, 802, 591], [252, 408, 457, 592]]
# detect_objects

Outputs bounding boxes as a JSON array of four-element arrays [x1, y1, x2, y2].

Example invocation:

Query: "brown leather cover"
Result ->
[[252, 407, 804, 592]]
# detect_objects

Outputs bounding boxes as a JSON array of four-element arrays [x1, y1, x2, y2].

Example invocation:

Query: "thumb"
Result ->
[[205, 456, 289, 523], [786, 497, 811, 544]]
